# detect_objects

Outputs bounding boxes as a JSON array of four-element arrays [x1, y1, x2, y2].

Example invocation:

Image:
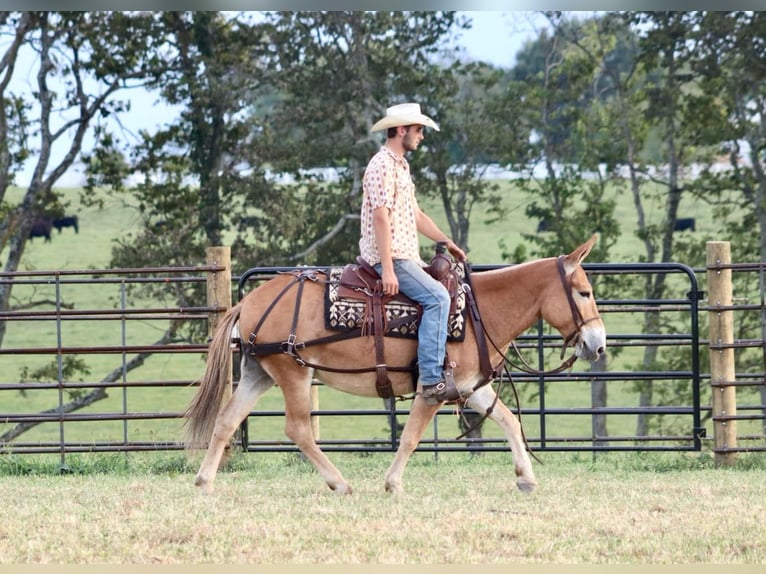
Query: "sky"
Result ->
[[459, 11, 546, 68], [12, 11, 549, 187]]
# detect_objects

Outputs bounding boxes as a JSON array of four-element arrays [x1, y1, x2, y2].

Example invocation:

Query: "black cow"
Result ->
[[674, 217, 696, 232], [53, 215, 79, 234], [28, 218, 53, 242]]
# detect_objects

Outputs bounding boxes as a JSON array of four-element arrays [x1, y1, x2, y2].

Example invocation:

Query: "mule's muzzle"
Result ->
[[576, 327, 606, 361]]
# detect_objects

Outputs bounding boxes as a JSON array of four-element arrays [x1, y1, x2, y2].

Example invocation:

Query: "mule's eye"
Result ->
[[578, 290, 591, 298]]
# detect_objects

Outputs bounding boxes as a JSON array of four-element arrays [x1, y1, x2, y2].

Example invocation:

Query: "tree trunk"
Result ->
[[590, 352, 608, 446]]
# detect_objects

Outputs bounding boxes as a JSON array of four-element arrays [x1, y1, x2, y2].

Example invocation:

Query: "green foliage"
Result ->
[[521, 169, 619, 259], [0, 11, 176, 351], [18, 356, 91, 400], [0, 452, 128, 476], [410, 62, 512, 252]]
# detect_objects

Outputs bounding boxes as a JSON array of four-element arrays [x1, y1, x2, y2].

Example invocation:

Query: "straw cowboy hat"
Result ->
[[370, 102, 440, 132]]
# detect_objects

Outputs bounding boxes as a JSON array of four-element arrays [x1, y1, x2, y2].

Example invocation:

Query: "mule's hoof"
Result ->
[[331, 482, 353, 495], [384, 481, 403, 495], [516, 479, 537, 493], [194, 475, 214, 494]]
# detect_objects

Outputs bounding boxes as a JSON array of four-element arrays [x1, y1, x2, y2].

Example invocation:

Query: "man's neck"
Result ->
[[385, 139, 406, 157]]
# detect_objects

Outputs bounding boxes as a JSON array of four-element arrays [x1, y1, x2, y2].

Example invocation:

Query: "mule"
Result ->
[[184, 235, 606, 495]]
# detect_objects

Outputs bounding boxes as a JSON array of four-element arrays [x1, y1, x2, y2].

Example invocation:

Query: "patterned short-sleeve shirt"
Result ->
[[359, 146, 422, 265]]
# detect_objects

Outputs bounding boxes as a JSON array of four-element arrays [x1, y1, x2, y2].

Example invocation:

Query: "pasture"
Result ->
[[0, 452, 764, 563]]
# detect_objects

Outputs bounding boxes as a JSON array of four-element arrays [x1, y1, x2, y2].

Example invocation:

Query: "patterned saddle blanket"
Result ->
[[323, 265, 467, 341]]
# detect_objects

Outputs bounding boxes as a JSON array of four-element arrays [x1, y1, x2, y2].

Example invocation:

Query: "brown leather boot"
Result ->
[[421, 371, 462, 405]]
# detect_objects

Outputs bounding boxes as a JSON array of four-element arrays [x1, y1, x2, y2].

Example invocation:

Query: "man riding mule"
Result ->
[[360, 102, 466, 405], [184, 227, 606, 495]]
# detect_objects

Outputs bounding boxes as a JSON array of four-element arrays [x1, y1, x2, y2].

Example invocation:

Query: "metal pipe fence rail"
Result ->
[[0, 262, 225, 467], [0, 249, 763, 466]]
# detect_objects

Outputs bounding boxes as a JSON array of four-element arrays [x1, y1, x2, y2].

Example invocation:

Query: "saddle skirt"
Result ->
[[324, 258, 467, 341]]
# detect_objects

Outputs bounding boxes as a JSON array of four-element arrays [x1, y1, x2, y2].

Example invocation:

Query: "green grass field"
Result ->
[[0, 451, 764, 563], [0, 182, 759, 457]]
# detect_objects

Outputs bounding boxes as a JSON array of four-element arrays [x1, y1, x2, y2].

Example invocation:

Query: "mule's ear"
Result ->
[[564, 234, 598, 272]]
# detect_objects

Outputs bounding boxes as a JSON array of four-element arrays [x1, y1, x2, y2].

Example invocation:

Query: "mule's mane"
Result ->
[[475, 256, 557, 277]]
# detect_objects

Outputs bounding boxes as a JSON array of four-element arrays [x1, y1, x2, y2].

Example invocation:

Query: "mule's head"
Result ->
[[545, 234, 606, 362]]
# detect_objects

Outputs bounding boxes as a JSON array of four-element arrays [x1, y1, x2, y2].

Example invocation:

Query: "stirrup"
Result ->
[[421, 371, 463, 405]]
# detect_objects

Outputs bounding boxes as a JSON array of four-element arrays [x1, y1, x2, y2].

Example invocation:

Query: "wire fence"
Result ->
[[1, 251, 764, 467]]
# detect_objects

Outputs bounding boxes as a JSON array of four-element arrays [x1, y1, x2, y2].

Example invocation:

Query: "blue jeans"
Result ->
[[375, 259, 450, 384]]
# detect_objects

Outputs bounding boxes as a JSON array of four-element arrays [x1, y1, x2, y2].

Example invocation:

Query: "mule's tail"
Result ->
[[183, 303, 242, 450]]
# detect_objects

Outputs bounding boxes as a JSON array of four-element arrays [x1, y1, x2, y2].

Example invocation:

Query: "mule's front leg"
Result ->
[[467, 386, 537, 492], [384, 395, 440, 495]]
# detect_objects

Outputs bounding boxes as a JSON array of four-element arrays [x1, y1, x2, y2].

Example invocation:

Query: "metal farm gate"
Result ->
[[235, 260, 705, 455], [1, 244, 764, 466]]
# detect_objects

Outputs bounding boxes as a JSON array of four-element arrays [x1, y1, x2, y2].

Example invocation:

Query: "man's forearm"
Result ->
[[372, 208, 394, 271]]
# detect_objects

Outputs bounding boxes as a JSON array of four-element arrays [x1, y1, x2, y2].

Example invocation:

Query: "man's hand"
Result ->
[[380, 266, 399, 295], [444, 239, 467, 262]]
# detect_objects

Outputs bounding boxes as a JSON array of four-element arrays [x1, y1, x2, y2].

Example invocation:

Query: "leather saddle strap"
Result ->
[[354, 256, 394, 398], [372, 290, 393, 399], [462, 262, 496, 386], [281, 274, 307, 359], [246, 272, 304, 347]]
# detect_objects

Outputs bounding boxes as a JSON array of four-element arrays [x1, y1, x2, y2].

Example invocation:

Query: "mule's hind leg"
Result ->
[[194, 356, 273, 494], [466, 386, 538, 492], [276, 367, 352, 494]]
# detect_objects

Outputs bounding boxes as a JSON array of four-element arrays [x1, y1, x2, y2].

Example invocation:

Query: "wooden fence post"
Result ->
[[706, 241, 737, 465], [206, 246, 232, 338], [206, 246, 233, 400]]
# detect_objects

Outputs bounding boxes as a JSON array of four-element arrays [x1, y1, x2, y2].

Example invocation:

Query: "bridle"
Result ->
[[555, 255, 603, 361], [476, 254, 602, 380]]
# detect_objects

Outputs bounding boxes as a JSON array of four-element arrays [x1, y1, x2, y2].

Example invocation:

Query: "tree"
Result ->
[[84, 12, 292, 363], [684, 11, 766, 434], [532, 12, 725, 438], [258, 11, 473, 264], [91, 11, 477, 274], [497, 12, 623, 442], [623, 11, 719, 436], [0, 11, 183, 440], [535, 11, 763, 438], [0, 11, 164, 346], [410, 61, 513, 256]]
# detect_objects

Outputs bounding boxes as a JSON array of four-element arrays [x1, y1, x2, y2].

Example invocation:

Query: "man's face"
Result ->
[[402, 125, 425, 151]]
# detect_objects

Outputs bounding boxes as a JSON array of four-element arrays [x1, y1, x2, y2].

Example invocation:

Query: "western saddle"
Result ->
[[336, 243, 461, 398]]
